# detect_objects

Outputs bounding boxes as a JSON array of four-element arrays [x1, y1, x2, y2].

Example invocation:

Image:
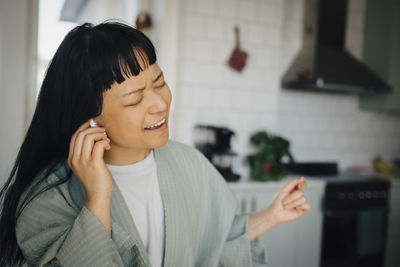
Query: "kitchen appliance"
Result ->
[[320, 176, 390, 267], [283, 162, 338, 176], [194, 125, 240, 182], [281, 0, 392, 94]]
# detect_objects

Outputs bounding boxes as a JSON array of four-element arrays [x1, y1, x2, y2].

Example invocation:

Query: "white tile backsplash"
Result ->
[[170, 0, 400, 181], [194, 0, 217, 16], [216, 0, 238, 19], [237, 1, 257, 21]]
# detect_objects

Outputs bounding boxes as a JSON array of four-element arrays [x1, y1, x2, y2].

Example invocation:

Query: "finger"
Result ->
[[294, 205, 311, 217], [296, 203, 311, 212], [81, 133, 110, 160], [297, 181, 307, 190], [68, 120, 90, 166], [92, 140, 111, 161], [284, 197, 306, 209], [72, 127, 107, 162], [277, 177, 304, 199], [282, 190, 304, 205]]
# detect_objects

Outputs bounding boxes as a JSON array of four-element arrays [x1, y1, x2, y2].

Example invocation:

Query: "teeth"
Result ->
[[147, 118, 165, 129]]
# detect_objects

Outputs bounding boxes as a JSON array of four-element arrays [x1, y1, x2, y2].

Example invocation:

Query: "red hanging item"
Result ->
[[228, 26, 248, 72], [135, 12, 152, 32]]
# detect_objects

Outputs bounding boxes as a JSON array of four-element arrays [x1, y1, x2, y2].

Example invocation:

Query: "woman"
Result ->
[[0, 22, 310, 267]]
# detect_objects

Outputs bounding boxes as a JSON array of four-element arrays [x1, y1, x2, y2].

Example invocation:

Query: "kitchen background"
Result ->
[[1, 0, 399, 181], [173, 0, 400, 180], [0, 0, 399, 266]]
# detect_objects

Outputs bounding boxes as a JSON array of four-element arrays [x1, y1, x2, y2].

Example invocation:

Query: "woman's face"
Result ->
[[97, 63, 172, 164]]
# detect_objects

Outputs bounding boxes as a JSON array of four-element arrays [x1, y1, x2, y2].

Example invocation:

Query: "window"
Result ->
[[36, 0, 77, 96]]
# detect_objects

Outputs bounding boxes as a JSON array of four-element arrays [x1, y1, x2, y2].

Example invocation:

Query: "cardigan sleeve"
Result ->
[[195, 149, 268, 267], [16, 174, 124, 267], [220, 214, 268, 267]]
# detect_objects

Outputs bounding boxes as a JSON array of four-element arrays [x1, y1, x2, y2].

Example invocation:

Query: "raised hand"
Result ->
[[247, 177, 311, 241], [268, 177, 311, 225], [67, 119, 113, 235], [67, 120, 112, 196]]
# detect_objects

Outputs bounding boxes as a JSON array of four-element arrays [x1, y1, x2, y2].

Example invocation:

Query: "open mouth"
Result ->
[[144, 118, 166, 130]]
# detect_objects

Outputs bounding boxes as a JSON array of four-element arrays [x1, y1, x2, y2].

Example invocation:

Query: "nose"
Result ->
[[147, 88, 168, 114]]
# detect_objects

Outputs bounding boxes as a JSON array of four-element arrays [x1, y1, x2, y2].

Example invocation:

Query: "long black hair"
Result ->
[[0, 21, 157, 266]]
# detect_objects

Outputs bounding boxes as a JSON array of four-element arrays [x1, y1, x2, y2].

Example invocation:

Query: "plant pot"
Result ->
[[250, 161, 286, 182]]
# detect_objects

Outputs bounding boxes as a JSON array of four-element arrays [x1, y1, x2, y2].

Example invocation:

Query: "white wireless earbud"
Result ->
[[89, 118, 107, 136], [89, 118, 98, 128]]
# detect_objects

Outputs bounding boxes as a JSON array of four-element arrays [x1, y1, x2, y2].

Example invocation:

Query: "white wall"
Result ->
[[0, 0, 38, 183], [172, 0, 400, 181], [173, 0, 284, 180]]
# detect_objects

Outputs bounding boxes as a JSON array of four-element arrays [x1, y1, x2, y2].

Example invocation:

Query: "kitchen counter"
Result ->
[[228, 171, 400, 190], [228, 174, 326, 190]]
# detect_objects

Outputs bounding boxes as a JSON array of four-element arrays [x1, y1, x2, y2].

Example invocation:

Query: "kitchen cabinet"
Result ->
[[229, 178, 325, 267], [359, 0, 400, 112], [385, 179, 400, 267]]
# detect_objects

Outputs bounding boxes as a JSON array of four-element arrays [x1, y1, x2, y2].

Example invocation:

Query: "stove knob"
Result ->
[[348, 192, 354, 200], [358, 192, 365, 199], [366, 192, 372, 199]]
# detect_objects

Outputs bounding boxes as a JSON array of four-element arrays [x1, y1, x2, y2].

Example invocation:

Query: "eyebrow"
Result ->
[[122, 71, 164, 97]]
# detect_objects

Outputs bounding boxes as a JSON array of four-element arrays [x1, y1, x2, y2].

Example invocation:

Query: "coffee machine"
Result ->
[[194, 124, 240, 182]]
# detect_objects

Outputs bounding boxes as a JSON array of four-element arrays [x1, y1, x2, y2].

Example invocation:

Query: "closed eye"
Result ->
[[124, 98, 143, 107], [155, 82, 166, 89]]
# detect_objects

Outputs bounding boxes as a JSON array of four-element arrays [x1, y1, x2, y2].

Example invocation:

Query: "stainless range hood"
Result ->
[[281, 0, 392, 94]]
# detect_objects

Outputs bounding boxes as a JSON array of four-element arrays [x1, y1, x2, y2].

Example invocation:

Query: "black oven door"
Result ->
[[320, 208, 388, 267]]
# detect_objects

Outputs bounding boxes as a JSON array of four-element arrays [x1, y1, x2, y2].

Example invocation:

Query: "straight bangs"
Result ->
[[85, 22, 157, 93]]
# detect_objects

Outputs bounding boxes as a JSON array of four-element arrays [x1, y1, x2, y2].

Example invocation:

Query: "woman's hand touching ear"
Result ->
[[247, 177, 311, 241], [68, 120, 112, 196], [67, 119, 113, 235]]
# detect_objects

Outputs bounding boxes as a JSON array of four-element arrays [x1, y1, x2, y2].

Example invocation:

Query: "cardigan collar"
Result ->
[[110, 142, 176, 266]]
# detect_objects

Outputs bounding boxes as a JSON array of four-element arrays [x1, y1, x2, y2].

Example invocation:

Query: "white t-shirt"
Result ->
[[107, 150, 164, 267]]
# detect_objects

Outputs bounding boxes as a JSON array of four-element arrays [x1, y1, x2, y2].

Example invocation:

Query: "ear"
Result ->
[[91, 117, 108, 137], [92, 115, 105, 128]]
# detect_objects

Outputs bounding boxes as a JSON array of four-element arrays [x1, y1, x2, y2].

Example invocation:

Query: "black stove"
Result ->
[[320, 174, 390, 267]]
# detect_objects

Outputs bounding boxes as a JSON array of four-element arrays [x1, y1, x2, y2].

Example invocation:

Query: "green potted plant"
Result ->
[[245, 130, 294, 181]]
